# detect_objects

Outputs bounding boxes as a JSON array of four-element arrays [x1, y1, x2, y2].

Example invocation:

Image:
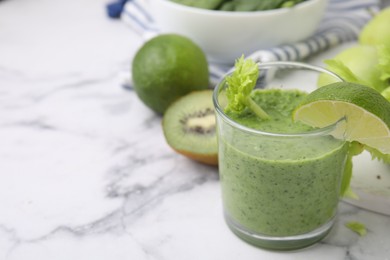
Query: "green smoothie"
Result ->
[[219, 89, 348, 236]]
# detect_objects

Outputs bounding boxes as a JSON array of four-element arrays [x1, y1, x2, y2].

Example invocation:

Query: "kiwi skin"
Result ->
[[162, 90, 218, 166], [172, 148, 218, 166]]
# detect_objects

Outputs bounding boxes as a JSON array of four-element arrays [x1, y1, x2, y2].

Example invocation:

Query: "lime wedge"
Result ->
[[293, 82, 390, 154]]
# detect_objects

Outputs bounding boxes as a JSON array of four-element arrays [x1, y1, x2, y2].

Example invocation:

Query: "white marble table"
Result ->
[[1, 0, 390, 259]]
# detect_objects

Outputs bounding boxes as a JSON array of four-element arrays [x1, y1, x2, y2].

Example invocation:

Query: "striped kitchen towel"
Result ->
[[121, 0, 379, 88]]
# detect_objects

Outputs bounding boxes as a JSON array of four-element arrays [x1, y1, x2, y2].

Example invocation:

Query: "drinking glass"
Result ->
[[213, 61, 347, 250]]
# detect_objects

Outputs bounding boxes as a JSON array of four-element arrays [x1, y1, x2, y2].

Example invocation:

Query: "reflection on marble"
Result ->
[[0, 0, 390, 259]]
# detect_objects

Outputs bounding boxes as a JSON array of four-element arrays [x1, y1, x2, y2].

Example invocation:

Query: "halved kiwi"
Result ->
[[162, 90, 218, 166]]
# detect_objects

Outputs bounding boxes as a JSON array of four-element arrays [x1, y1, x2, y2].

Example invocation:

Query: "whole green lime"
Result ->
[[132, 34, 209, 114]]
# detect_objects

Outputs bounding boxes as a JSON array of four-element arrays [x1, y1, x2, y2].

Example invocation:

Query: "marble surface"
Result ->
[[0, 0, 390, 259]]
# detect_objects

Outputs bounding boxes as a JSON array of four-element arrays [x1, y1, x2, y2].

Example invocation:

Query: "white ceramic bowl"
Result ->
[[150, 0, 328, 64]]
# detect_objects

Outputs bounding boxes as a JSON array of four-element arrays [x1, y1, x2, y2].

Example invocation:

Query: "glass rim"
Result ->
[[212, 61, 345, 138]]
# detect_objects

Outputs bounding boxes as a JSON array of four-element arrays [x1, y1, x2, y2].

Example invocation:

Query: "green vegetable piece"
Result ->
[[225, 56, 270, 120], [319, 45, 388, 93], [255, 0, 285, 10], [359, 7, 390, 47], [324, 59, 367, 86], [254, 0, 306, 10], [171, 0, 306, 11], [228, 0, 259, 11], [281, 0, 306, 8], [378, 45, 390, 82], [345, 221, 367, 236], [340, 142, 364, 198], [170, 0, 224, 10], [281, 1, 296, 8], [219, 1, 235, 11]]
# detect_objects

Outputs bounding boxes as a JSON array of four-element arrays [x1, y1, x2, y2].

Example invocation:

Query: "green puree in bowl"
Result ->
[[220, 89, 348, 236], [170, 0, 308, 11]]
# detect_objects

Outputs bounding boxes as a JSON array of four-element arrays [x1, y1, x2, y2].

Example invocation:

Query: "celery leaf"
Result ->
[[225, 56, 269, 119], [365, 145, 390, 164]]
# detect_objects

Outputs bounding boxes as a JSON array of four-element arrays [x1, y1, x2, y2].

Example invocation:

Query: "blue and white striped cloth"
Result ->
[[122, 0, 379, 88]]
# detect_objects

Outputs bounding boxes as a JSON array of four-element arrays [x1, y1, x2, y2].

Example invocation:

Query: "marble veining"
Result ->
[[1, 0, 390, 259]]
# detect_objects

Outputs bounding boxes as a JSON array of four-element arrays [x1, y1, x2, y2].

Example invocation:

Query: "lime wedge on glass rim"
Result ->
[[293, 82, 390, 155]]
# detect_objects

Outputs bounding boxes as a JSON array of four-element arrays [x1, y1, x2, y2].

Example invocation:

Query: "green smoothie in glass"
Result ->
[[213, 58, 348, 250]]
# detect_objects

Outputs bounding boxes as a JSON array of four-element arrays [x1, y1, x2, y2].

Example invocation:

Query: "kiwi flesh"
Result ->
[[162, 90, 218, 165]]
